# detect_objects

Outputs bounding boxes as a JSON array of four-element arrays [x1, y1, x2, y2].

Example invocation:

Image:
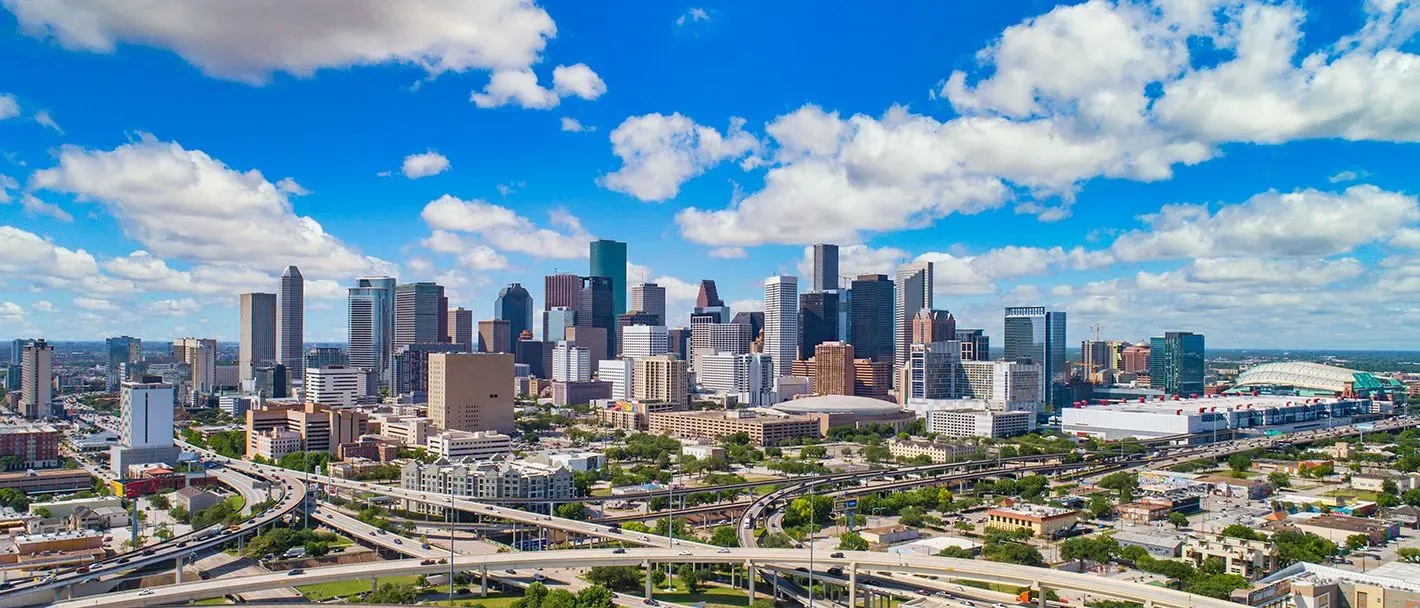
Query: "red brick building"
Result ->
[[0, 425, 60, 469]]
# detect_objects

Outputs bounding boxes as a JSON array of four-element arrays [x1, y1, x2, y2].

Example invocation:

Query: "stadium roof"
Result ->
[[772, 394, 903, 416], [1232, 361, 1378, 394]]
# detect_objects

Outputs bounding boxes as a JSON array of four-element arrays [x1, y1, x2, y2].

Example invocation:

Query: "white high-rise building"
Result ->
[[19, 339, 53, 419], [697, 352, 775, 406], [690, 322, 751, 371], [631, 283, 667, 324], [239, 292, 276, 383], [542, 306, 576, 342], [277, 265, 305, 380], [348, 276, 395, 386], [119, 381, 174, 449], [621, 325, 670, 359], [304, 365, 372, 407], [552, 341, 591, 382], [894, 261, 934, 373], [763, 276, 798, 377], [597, 359, 634, 400]]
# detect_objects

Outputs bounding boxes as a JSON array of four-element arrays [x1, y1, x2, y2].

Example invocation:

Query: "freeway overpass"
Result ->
[[48, 547, 1242, 608]]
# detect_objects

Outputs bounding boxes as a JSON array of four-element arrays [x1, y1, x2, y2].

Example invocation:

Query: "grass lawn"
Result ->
[[190, 598, 229, 605], [447, 590, 524, 607], [592, 488, 613, 497], [297, 574, 421, 601], [1323, 489, 1380, 502], [752, 485, 780, 496], [654, 585, 751, 608]]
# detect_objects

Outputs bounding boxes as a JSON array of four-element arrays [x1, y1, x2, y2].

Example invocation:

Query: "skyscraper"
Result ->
[[427, 353, 515, 434], [894, 261, 934, 373], [106, 335, 142, 390], [692, 280, 730, 325], [239, 292, 276, 384], [20, 339, 52, 419], [576, 276, 615, 357], [912, 309, 956, 345], [348, 276, 396, 386], [394, 282, 447, 351], [731, 311, 764, 343], [764, 275, 799, 377], [542, 306, 575, 342], [544, 273, 582, 310], [1003, 306, 1066, 409], [812, 244, 839, 292], [174, 337, 218, 399], [850, 274, 893, 363], [276, 266, 305, 379], [477, 319, 511, 354], [631, 282, 666, 325], [696, 280, 724, 308], [446, 307, 474, 352], [955, 329, 990, 361], [1149, 332, 1205, 396], [813, 341, 854, 396], [8, 339, 27, 366], [494, 283, 534, 352], [589, 239, 628, 317], [798, 291, 839, 358]]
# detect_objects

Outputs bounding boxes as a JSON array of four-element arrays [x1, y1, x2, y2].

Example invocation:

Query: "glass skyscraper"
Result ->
[[849, 274, 893, 363], [1003, 306, 1067, 409], [1150, 331, 1205, 396], [589, 239, 627, 317], [348, 276, 395, 386], [105, 336, 141, 391], [495, 283, 535, 352]]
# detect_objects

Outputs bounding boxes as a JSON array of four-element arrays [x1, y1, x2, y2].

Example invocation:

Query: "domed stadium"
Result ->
[[1228, 361, 1407, 402], [771, 394, 916, 430]]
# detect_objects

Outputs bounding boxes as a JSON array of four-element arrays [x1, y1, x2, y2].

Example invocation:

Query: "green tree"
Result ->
[[31, 506, 51, 519], [148, 492, 171, 510], [1383, 479, 1401, 495], [556, 502, 587, 520], [1403, 488, 1420, 507], [154, 523, 173, 541], [0, 455, 23, 471], [1227, 454, 1252, 473], [758, 532, 795, 549], [938, 546, 976, 559], [709, 526, 739, 547], [515, 582, 550, 608], [585, 567, 642, 593], [1087, 494, 1114, 520], [1187, 574, 1250, 599], [899, 506, 927, 528], [1273, 530, 1339, 566], [1268, 471, 1291, 489], [1220, 524, 1264, 541], [0, 488, 29, 511], [983, 542, 1044, 566], [168, 505, 189, 524], [1345, 534, 1371, 551], [1060, 536, 1118, 568], [1398, 548, 1420, 563], [577, 585, 616, 608], [544, 589, 578, 608], [783, 495, 833, 528], [1097, 472, 1138, 496], [800, 445, 828, 460], [837, 531, 869, 551], [1378, 493, 1402, 508], [676, 564, 701, 593], [1168, 511, 1190, 529]]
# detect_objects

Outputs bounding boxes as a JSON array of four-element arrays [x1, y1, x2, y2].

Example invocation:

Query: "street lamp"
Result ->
[[448, 493, 455, 608]]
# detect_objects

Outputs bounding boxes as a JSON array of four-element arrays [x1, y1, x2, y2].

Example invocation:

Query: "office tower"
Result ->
[[173, 337, 218, 400], [19, 339, 52, 419], [598, 359, 634, 400], [494, 283, 534, 352], [696, 352, 775, 406], [1149, 332, 1205, 396], [544, 273, 582, 310], [542, 306, 575, 342], [631, 283, 666, 325], [552, 342, 592, 382], [304, 365, 373, 407], [616, 311, 660, 355], [634, 356, 689, 406], [621, 325, 670, 359], [1081, 339, 1127, 383], [1003, 306, 1067, 409], [566, 326, 609, 367], [813, 342, 854, 396], [394, 282, 447, 351], [576, 276, 616, 356], [276, 265, 305, 379], [589, 239, 628, 317], [8, 339, 27, 366], [515, 340, 554, 379], [239, 292, 276, 384], [428, 353, 515, 434], [119, 380, 174, 449], [731, 311, 764, 343], [763, 275, 798, 377], [348, 276, 396, 385], [303, 347, 348, 371], [690, 322, 752, 370], [812, 244, 839, 292], [668, 328, 691, 361], [894, 262, 934, 373], [853, 359, 891, 400], [955, 329, 989, 361], [478, 319, 512, 354], [696, 280, 723, 308], [799, 291, 839, 358], [912, 309, 956, 345], [106, 335, 142, 391], [850, 274, 893, 362], [252, 364, 289, 399], [693, 280, 730, 324], [1121, 342, 1151, 374], [444, 307, 474, 352], [391, 343, 463, 398]]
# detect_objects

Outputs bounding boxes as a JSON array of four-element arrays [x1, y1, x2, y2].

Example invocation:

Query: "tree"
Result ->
[[1097, 472, 1138, 496], [1087, 494, 1114, 520], [1378, 493, 1402, 508], [32, 507, 51, 519], [1398, 548, 1420, 563], [1383, 479, 1401, 495], [577, 585, 615, 608], [1060, 536, 1118, 568], [983, 542, 1044, 566], [899, 506, 927, 528], [586, 567, 642, 593], [783, 495, 833, 529], [1346, 534, 1371, 551], [154, 523, 173, 541], [676, 564, 701, 593], [148, 493, 171, 510], [800, 445, 828, 460], [544, 589, 578, 608], [710, 526, 739, 547], [1273, 530, 1338, 566], [1403, 489, 1420, 507], [1227, 454, 1252, 473], [1168, 512, 1190, 529], [1187, 574, 1250, 599], [556, 502, 587, 520], [758, 532, 795, 549], [515, 582, 550, 608], [837, 532, 869, 551], [862, 444, 891, 462], [938, 546, 976, 559], [1220, 524, 1264, 541], [168, 505, 189, 524], [1268, 471, 1291, 489], [0, 488, 29, 511], [0, 455, 23, 471]]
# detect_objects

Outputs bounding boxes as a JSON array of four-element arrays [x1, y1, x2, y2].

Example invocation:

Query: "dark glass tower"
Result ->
[[799, 291, 839, 358], [576, 276, 616, 357], [1150, 331, 1205, 396], [1004, 306, 1067, 408], [589, 239, 627, 317], [848, 274, 893, 362], [495, 283, 535, 353]]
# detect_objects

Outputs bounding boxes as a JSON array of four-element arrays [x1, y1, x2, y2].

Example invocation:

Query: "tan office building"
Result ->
[[428, 353, 516, 434], [648, 409, 825, 447], [633, 356, 688, 406], [985, 505, 1079, 538], [813, 342, 855, 396]]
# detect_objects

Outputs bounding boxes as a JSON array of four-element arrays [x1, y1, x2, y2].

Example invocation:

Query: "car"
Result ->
[[118, 557, 131, 564], [142, 549, 155, 556], [421, 543, 431, 550], [830, 552, 844, 558], [613, 548, 627, 554], [138, 590, 155, 596], [287, 569, 304, 576], [393, 539, 402, 544], [533, 573, 547, 581], [646, 600, 659, 606], [76, 566, 90, 574], [421, 559, 437, 566], [506, 569, 518, 574], [717, 548, 731, 554], [640, 535, 650, 541], [678, 551, 693, 556], [438, 558, 448, 564]]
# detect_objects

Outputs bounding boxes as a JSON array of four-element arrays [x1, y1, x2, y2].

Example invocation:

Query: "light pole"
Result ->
[[448, 494, 455, 607]]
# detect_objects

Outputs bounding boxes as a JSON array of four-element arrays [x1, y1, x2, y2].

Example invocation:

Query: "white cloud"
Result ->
[[796, 244, 908, 282], [275, 177, 310, 195], [1329, 170, 1360, 183], [708, 247, 747, 259], [420, 195, 592, 259], [33, 110, 61, 133], [0, 94, 17, 120], [5, 0, 564, 84], [19, 193, 72, 221], [31, 300, 54, 313], [401, 150, 451, 179], [30, 135, 393, 278], [561, 117, 591, 133], [0, 302, 22, 322], [144, 297, 200, 316], [0, 226, 101, 283], [1111, 185, 1420, 262], [470, 63, 606, 109], [73, 297, 118, 311], [676, 8, 710, 27], [421, 230, 509, 271], [1138, 258, 1366, 292], [601, 113, 760, 202]]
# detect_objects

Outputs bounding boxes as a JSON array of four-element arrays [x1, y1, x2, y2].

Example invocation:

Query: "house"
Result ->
[[1385, 505, 1420, 529], [1183, 532, 1280, 580], [175, 487, 221, 514], [985, 505, 1080, 538], [1116, 501, 1175, 524], [1114, 529, 1186, 558], [859, 525, 919, 545]]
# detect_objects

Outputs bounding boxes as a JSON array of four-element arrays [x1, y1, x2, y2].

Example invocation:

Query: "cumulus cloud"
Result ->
[[708, 247, 747, 259], [4, 0, 565, 83], [275, 177, 310, 195], [420, 195, 592, 259], [601, 113, 760, 202], [676, 8, 710, 27], [401, 150, 451, 179], [470, 63, 606, 109], [33, 110, 61, 134], [29, 134, 392, 278], [561, 117, 591, 133], [18, 193, 72, 221], [73, 297, 118, 311], [0, 94, 17, 120]]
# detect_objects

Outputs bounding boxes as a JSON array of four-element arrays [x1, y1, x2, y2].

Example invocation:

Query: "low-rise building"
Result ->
[[250, 428, 303, 461], [1116, 500, 1176, 524], [927, 409, 1034, 438], [175, 486, 221, 513], [0, 469, 91, 494], [378, 416, 431, 447], [0, 424, 59, 469], [887, 438, 978, 463], [1205, 475, 1273, 499], [1183, 532, 1279, 580], [552, 380, 613, 406], [985, 505, 1079, 538], [681, 443, 726, 461], [528, 451, 606, 472], [1256, 562, 1420, 608], [1290, 514, 1400, 545], [426, 430, 513, 460], [401, 456, 572, 514], [1351, 472, 1420, 493], [647, 408, 826, 447], [859, 525, 919, 545], [596, 400, 681, 431], [1114, 529, 1185, 558], [67, 505, 128, 531]]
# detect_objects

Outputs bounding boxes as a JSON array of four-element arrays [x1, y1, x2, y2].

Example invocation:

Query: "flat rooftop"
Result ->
[[1072, 394, 1358, 415]]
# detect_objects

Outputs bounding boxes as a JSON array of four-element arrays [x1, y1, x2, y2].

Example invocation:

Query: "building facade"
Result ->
[[927, 409, 1034, 438], [1150, 332, 1206, 396], [426, 430, 513, 460], [19, 339, 53, 419], [764, 275, 799, 377], [1003, 306, 1067, 408], [347, 276, 396, 386], [447, 307, 474, 352], [631, 283, 666, 325], [276, 266, 305, 380], [894, 262, 934, 373], [812, 243, 839, 292], [494, 283, 535, 352], [552, 342, 592, 382], [850, 274, 894, 363], [633, 356, 689, 406], [478, 319, 512, 354], [427, 353, 515, 434], [621, 325, 670, 359], [394, 282, 448, 352]]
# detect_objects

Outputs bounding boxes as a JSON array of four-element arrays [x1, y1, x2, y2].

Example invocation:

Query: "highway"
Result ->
[[48, 548, 1242, 608]]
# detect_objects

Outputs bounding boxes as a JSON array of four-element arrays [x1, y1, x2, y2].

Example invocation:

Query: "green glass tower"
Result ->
[[589, 239, 627, 317]]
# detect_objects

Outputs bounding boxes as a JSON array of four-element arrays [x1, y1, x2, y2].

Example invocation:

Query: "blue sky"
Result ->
[[2, 0, 1420, 349]]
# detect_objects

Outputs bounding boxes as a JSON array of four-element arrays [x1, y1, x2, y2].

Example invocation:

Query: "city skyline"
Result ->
[[2, 2, 1419, 349]]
